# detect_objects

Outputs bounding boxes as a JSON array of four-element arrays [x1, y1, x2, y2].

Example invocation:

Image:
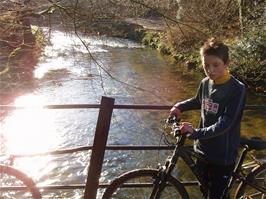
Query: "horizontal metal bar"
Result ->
[[0, 181, 200, 191], [0, 104, 101, 110], [245, 105, 266, 110], [11, 145, 175, 158], [110, 181, 199, 188], [0, 185, 85, 191], [0, 104, 265, 110], [114, 104, 172, 109]]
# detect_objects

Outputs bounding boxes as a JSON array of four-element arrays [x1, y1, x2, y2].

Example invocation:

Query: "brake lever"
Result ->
[[166, 115, 180, 125]]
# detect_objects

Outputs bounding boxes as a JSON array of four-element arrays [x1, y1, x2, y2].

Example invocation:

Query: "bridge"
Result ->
[[0, 96, 265, 199]]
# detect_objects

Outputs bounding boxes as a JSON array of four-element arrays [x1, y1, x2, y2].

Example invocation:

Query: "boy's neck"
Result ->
[[213, 69, 231, 84]]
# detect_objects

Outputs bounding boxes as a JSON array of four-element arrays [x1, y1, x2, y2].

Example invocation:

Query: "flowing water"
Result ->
[[0, 29, 265, 198]]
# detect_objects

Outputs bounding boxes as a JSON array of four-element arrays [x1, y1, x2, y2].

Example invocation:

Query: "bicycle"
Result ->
[[0, 155, 42, 199], [102, 116, 266, 199]]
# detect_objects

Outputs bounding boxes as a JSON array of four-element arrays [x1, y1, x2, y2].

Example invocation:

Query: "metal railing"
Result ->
[[1, 96, 266, 199]]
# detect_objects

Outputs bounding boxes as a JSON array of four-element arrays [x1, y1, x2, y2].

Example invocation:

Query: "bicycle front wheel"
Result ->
[[102, 168, 189, 199], [234, 163, 266, 199], [0, 164, 42, 199]]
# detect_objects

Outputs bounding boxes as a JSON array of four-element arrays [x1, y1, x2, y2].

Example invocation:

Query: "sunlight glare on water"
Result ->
[[34, 57, 70, 79], [44, 30, 108, 55], [34, 29, 142, 79], [2, 94, 60, 155]]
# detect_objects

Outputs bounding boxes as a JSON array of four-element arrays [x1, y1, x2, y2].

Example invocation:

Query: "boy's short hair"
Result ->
[[200, 38, 229, 64]]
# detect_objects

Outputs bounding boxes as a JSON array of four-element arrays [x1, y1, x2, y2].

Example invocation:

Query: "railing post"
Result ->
[[84, 96, 115, 199]]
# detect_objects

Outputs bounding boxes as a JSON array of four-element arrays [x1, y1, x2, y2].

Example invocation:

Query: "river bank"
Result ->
[[1, 25, 265, 199], [103, 18, 265, 96], [1, 15, 265, 97]]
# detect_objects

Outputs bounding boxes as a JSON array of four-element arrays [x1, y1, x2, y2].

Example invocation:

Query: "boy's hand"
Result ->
[[170, 106, 181, 119], [180, 122, 194, 134]]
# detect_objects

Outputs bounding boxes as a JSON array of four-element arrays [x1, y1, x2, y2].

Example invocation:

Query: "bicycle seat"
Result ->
[[240, 136, 266, 151]]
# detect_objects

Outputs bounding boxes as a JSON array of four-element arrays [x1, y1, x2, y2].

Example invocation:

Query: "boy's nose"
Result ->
[[207, 66, 214, 73]]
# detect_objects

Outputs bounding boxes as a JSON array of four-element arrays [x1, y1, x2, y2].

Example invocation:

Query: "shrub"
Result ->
[[230, 33, 266, 93]]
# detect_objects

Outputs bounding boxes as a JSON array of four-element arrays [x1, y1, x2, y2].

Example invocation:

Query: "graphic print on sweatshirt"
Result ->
[[202, 98, 219, 114]]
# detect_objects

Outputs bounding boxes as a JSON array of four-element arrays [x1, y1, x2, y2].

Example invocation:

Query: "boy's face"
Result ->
[[202, 55, 228, 80]]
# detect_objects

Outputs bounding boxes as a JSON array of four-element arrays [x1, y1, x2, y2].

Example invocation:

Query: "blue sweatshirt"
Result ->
[[176, 76, 246, 165]]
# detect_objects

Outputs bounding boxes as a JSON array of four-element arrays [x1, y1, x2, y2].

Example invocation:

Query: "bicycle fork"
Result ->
[[149, 159, 176, 199], [149, 137, 185, 199]]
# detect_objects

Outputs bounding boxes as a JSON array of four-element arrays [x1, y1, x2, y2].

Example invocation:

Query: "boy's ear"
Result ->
[[225, 60, 230, 67]]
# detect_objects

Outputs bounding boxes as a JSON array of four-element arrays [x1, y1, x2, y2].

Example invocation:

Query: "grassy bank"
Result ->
[[140, 29, 266, 95]]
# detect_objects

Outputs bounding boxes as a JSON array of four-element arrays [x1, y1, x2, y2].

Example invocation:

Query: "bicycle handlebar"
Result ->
[[166, 116, 266, 151], [166, 115, 180, 125], [166, 116, 182, 137]]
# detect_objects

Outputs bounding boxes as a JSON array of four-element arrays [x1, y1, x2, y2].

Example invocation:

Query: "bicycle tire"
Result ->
[[0, 164, 42, 199], [234, 163, 266, 199], [102, 168, 189, 199]]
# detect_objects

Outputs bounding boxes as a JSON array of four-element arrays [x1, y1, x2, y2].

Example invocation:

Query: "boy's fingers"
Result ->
[[181, 122, 192, 126], [180, 123, 193, 134]]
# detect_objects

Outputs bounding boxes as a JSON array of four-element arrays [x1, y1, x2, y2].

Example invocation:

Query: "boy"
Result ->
[[170, 38, 246, 199]]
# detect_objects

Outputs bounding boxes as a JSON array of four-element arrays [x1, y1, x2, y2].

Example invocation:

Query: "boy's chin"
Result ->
[[207, 75, 216, 80]]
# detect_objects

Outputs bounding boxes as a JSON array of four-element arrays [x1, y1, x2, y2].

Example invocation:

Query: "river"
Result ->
[[0, 29, 265, 198]]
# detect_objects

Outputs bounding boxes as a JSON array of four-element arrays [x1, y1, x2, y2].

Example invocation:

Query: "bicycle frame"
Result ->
[[154, 134, 209, 197], [168, 135, 209, 191], [158, 133, 266, 198], [229, 145, 266, 195], [102, 117, 266, 199]]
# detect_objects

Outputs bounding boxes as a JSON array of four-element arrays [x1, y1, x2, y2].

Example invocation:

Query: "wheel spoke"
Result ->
[[235, 164, 266, 199]]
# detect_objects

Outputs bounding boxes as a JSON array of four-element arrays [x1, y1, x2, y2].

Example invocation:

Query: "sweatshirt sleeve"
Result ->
[[189, 84, 246, 140], [175, 83, 202, 112]]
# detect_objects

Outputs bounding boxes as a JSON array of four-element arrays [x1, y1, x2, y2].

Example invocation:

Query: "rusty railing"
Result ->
[[0, 96, 266, 199]]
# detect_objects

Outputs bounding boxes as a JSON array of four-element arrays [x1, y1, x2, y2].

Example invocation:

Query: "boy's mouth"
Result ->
[[209, 75, 221, 81]]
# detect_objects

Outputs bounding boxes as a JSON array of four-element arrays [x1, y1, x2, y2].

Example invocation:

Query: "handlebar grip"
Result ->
[[173, 127, 181, 137], [166, 115, 180, 125]]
